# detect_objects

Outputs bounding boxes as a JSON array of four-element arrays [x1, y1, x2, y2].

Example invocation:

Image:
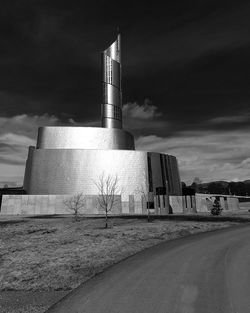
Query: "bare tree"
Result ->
[[63, 193, 86, 221], [94, 173, 121, 228], [191, 177, 202, 193], [193, 177, 202, 185], [136, 170, 152, 222]]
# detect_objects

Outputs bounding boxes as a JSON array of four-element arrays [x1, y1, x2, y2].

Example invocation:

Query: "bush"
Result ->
[[210, 200, 223, 216]]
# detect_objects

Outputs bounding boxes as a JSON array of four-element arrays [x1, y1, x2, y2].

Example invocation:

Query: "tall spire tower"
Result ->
[[101, 34, 122, 128], [17, 32, 182, 216]]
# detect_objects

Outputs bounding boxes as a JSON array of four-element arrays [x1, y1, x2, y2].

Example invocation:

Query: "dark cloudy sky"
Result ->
[[1, 0, 250, 186]]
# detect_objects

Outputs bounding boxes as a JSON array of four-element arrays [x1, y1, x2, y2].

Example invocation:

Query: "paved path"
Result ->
[[47, 225, 250, 313]]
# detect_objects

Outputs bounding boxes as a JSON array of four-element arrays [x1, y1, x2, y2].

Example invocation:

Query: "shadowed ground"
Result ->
[[47, 224, 250, 313]]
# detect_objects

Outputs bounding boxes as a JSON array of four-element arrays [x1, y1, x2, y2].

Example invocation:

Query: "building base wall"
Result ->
[[0, 194, 171, 215], [0, 194, 241, 215], [0, 195, 122, 215]]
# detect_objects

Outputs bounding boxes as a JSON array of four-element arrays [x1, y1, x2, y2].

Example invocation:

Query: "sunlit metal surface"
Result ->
[[37, 126, 135, 150], [102, 34, 122, 129], [104, 33, 120, 62], [23, 149, 181, 198]]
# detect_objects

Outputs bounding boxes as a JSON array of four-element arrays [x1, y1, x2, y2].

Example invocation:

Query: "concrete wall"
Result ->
[[1, 194, 174, 215], [227, 197, 240, 211], [182, 196, 197, 213], [0, 195, 123, 215], [1, 194, 241, 215], [169, 196, 183, 213], [239, 201, 250, 210], [195, 196, 211, 213], [196, 194, 240, 212]]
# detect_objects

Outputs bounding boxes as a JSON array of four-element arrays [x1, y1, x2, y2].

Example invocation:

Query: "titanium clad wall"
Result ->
[[24, 149, 182, 197], [101, 35, 122, 129], [103, 84, 120, 105], [24, 149, 148, 200], [37, 127, 135, 150]]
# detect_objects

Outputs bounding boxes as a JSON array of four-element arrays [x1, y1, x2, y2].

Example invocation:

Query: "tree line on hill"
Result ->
[[182, 178, 250, 196]]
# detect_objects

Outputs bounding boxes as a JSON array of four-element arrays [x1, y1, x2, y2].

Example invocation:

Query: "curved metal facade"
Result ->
[[23, 148, 181, 197], [101, 34, 122, 129], [37, 126, 135, 150]]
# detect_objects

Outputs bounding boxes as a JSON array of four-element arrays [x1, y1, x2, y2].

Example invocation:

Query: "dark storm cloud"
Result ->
[[1, 0, 250, 183], [0, 0, 249, 127]]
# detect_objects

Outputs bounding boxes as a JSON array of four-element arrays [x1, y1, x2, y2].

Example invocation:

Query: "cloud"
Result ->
[[122, 100, 166, 134], [208, 113, 250, 125], [136, 129, 250, 184], [241, 158, 250, 165], [123, 99, 161, 120], [0, 114, 60, 138], [0, 114, 66, 185], [0, 131, 35, 170]]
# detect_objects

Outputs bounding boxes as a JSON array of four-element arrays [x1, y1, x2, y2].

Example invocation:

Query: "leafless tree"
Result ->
[[193, 177, 202, 185], [136, 170, 152, 222], [63, 193, 86, 221], [94, 173, 121, 228]]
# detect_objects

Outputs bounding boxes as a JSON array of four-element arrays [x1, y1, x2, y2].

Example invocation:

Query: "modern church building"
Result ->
[[2, 35, 182, 215]]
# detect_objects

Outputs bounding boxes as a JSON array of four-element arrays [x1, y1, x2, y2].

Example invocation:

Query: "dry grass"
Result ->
[[0, 215, 245, 292]]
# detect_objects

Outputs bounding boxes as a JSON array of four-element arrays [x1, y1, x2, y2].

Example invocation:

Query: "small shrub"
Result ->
[[210, 200, 223, 216], [63, 193, 86, 221]]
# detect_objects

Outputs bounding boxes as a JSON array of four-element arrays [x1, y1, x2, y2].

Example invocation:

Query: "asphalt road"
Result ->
[[47, 224, 250, 313]]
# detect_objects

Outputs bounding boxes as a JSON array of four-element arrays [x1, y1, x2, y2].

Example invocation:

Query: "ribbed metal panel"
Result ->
[[103, 84, 120, 105], [24, 149, 148, 199], [36, 127, 135, 150], [23, 149, 182, 197], [101, 34, 122, 129]]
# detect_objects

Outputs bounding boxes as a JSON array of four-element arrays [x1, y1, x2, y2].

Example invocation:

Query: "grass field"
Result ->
[[1, 214, 249, 291], [0, 213, 250, 312]]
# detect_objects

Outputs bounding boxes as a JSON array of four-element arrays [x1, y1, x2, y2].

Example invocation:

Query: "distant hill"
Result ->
[[0, 182, 20, 188], [188, 179, 250, 196]]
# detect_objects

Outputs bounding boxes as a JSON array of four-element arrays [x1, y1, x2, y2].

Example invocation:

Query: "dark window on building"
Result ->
[[160, 154, 166, 187], [157, 195, 160, 207], [113, 106, 121, 120], [147, 201, 154, 209], [147, 154, 153, 192], [156, 187, 166, 195]]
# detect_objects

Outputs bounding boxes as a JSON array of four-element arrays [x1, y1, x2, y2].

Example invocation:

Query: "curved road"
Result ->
[[47, 225, 250, 313]]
